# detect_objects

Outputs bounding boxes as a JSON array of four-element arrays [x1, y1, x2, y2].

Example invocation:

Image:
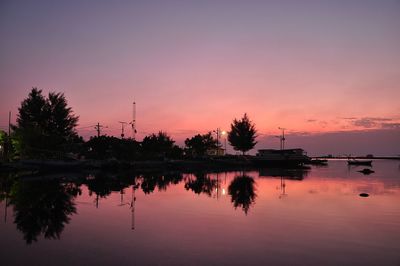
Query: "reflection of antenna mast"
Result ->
[[120, 188, 125, 204], [279, 176, 287, 199], [95, 194, 99, 208], [130, 101, 137, 140], [131, 184, 137, 230]]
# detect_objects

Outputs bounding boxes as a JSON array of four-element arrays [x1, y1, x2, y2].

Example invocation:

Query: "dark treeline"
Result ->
[[0, 88, 258, 162]]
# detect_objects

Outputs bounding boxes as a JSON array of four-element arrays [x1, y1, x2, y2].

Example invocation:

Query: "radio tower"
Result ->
[[130, 101, 137, 140]]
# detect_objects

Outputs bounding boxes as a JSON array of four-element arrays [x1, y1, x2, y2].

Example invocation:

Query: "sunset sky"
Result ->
[[1, 0, 399, 155]]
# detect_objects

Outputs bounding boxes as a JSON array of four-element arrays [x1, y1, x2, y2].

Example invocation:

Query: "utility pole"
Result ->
[[118, 121, 128, 139], [6, 111, 11, 162], [221, 130, 227, 155], [213, 128, 221, 155], [94, 123, 106, 137], [275, 135, 282, 150], [278, 127, 286, 150], [8, 111, 11, 137], [216, 128, 220, 149]]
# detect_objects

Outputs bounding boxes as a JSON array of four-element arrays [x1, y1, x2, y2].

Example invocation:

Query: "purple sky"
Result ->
[[1, 0, 399, 155]]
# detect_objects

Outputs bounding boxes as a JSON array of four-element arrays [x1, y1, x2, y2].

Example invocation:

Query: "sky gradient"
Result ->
[[1, 0, 399, 155]]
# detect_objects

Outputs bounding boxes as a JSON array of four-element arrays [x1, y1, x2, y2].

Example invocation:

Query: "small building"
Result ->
[[253, 148, 310, 167], [206, 147, 225, 156]]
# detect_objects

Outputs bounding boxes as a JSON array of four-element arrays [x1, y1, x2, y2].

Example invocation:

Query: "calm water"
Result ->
[[1, 160, 400, 265]]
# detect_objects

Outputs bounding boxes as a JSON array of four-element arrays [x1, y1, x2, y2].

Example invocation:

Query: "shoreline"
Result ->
[[0, 158, 310, 175], [1, 156, 398, 176]]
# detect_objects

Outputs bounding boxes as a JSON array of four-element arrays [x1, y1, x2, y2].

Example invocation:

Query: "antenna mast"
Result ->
[[118, 121, 128, 139], [130, 101, 137, 140]]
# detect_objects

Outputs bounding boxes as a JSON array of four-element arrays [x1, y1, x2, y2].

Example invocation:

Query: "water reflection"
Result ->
[[118, 184, 139, 230], [258, 167, 309, 180], [9, 180, 79, 244], [140, 172, 183, 194], [228, 174, 257, 214], [85, 173, 132, 208], [0, 173, 15, 223], [1, 160, 400, 250], [184, 172, 218, 196]]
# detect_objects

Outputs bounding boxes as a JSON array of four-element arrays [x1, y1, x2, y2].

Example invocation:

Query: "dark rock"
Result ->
[[358, 168, 375, 175]]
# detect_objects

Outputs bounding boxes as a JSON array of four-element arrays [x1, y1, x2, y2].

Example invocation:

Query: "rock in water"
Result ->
[[358, 168, 374, 175]]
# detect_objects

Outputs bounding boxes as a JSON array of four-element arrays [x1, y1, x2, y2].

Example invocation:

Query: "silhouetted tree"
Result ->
[[228, 113, 257, 155], [13, 88, 79, 158], [228, 174, 257, 214], [184, 132, 217, 157], [84, 136, 140, 161], [169, 145, 184, 159], [141, 131, 182, 159]]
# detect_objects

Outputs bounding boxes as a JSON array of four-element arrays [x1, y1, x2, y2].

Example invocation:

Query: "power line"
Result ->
[[76, 125, 97, 130]]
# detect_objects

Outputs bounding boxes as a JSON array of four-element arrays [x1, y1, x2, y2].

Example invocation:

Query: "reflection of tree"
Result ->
[[228, 175, 257, 214], [9, 179, 79, 244], [140, 173, 183, 194], [184, 173, 218, 196], [0, 173, 17, 223], [87, 175, 119, 198], [85, 173, 133, 207], [0, 173, 15, 202]]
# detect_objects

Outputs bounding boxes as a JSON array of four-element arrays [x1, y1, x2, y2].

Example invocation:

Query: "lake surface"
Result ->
[[1, 160, 400, 265]]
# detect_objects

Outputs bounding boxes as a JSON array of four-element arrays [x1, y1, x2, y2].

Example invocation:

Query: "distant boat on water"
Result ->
[[252, 148, 310, 167], [307, 158, 328, 165], [347, 159, 372, 166]]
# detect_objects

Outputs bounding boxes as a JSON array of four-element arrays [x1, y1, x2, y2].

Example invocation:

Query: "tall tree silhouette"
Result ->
[[13, 88, 79, 158], [9, 179, 78, 244], [228, 113, 257, 155]]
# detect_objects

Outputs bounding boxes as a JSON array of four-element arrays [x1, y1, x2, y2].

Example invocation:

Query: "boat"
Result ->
[[347, 159, 372, 166], [306, 158, 328, 165], [251, 148, 310, 167]]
